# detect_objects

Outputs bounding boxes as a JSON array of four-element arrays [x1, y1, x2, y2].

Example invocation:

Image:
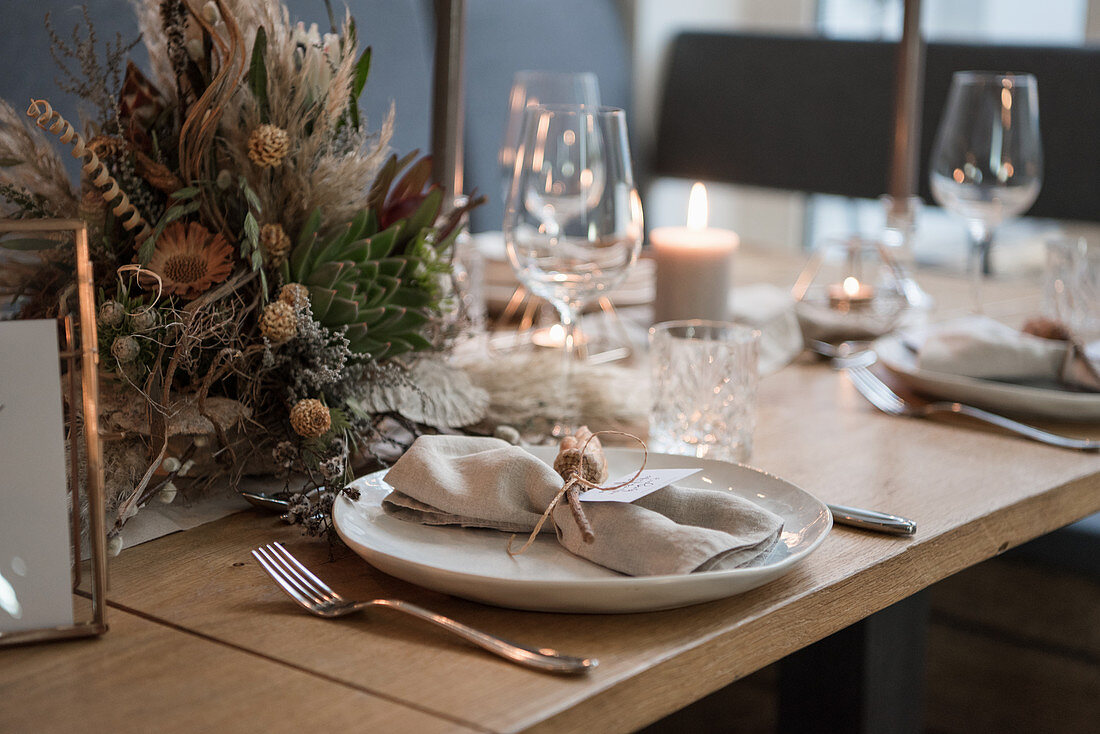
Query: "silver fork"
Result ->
[[251, 543, 597, 675], [845, 364, 1099, 451]]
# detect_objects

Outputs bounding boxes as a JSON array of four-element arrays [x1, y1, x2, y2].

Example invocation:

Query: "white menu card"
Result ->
[[0, 320, 74, 632]]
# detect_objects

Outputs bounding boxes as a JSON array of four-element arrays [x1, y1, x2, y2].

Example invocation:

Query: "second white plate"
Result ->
[[875, 334, 1100, 422], [333, 448, 831, 613]]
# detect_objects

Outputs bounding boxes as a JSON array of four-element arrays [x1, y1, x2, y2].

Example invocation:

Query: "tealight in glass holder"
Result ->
[[792, 237, 912, 345]]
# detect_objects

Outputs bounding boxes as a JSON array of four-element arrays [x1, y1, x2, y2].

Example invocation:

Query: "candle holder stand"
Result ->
[[792, 237, 913, 345]]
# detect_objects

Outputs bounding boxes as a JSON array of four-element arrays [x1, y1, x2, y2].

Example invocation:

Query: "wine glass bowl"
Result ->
[[503, 105, 642, 432], [518, 107, 607, 233], [499, 71, 601, 203], [929, 71, 1043, 277], [505, 106, 642, 317]]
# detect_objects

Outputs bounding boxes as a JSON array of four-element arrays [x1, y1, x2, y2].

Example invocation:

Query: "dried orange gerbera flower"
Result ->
[[146, 222, 234, 299]]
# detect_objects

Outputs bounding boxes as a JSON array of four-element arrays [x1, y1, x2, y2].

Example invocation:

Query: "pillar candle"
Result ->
[[652, 183, 738, 323]]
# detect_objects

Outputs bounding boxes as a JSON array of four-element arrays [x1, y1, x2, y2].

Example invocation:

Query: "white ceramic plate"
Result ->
[[333, 448, 831, 613], [874, 334, 1100, 422]]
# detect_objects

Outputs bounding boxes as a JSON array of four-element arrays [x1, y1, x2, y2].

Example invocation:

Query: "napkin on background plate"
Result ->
[[914, 316, 1100, 391], [728, 284, 804, 375], [382, 435, 784, 577]]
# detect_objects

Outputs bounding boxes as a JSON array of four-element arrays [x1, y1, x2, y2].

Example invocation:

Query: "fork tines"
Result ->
[[252, 543, 339, 609], [846, 365, 906, 415]]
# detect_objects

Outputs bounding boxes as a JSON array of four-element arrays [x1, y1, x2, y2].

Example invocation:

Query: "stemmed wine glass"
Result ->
[[503, 105, 643, 431], [499, 71, 601, 203], [929, 72, 1043, 293]]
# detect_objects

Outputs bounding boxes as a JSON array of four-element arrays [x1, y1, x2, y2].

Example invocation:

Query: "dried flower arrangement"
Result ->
[[0, 0, 484, 545]]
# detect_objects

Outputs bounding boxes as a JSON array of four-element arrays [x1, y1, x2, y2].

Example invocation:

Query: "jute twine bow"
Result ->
[[507, 430, 648, 556]]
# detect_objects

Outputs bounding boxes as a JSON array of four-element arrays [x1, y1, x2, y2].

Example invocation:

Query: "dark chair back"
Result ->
[[654, 32, 1100, 221], [461, 0, 632, 232]]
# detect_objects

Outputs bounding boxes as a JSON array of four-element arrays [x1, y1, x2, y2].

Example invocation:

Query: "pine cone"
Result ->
[[279, 283, 310, 310], [260, 301, 297, 343], [248, 124, 290, 168], [290, 399, 331, 438], [261, 223, 292, 265]]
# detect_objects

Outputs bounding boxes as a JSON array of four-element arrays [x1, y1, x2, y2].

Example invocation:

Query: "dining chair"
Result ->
[[458, 0, 633, 232], [653, 32, 1100, 223]]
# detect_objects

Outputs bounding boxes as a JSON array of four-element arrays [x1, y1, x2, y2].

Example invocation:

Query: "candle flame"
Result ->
[[687, 182, 708, 231], [842, 277, 861, 297], [548, 323, 565, 343]]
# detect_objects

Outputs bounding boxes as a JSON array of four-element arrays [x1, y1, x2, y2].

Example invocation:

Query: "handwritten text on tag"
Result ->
[[577, 468, 702, 503]]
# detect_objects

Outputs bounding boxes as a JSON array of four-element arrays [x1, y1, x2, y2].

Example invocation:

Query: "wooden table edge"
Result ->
[[509, 469, 1100, 734]]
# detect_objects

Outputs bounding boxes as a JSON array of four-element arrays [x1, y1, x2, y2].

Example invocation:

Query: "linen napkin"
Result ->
[[728, 284, 804, 375], [382, 435, 784, 577], [915, 316, 1100, 391]]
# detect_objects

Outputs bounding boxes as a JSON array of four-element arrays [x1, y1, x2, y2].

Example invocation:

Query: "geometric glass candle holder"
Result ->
[[792, 237, 912, 344]]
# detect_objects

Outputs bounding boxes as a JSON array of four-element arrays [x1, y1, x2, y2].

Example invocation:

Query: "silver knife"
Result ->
[[827, 504, 917, 536]]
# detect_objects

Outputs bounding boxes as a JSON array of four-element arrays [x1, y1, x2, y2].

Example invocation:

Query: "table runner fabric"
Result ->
[[916, 316, 1100, 391], [382, 435, 784, 577]]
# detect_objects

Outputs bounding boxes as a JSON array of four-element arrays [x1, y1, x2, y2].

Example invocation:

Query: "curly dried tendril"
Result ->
[[116, 263, 163, 307], [26, 99, 153, 241]]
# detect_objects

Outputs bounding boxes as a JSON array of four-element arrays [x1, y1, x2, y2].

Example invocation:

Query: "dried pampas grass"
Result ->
[[0, 99, 78, 217], [220, 1, 392, 236]]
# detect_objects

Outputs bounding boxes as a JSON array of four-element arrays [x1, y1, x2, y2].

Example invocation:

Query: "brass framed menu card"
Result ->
[[0, 219, 107, 647]]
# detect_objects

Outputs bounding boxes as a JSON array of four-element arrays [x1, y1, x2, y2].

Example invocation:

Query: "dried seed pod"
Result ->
[[290, 398, 331, 438], [279, 282, 310, 309], [262, 223, 292, 265], [110, 335, 140, 363], [248, 124, 290, 168], [552, 426, 607, 545], [98, 300, 126, 328], [553, 426, 608, 484], [129, 308, 158, 332], [260, 301, 297, 343]]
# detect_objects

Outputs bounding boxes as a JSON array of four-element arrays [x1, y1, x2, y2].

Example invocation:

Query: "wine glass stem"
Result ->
[[969, 223, 995, 277], [967, 222, 995, 312], [553, 300, 581, 434], [556, 300, 580, 373]]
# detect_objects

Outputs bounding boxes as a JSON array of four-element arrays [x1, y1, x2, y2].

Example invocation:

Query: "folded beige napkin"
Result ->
[[915, 316, 1100, 391], [728, 284, 804, 375], [382, 435, 784, 577]]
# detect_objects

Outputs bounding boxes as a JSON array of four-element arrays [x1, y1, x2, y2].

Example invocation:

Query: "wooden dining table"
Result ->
[[4, 248, 1099, 734]]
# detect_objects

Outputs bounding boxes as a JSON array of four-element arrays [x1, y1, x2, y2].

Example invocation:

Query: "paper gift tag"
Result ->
[[578, 468, 702, 504]]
